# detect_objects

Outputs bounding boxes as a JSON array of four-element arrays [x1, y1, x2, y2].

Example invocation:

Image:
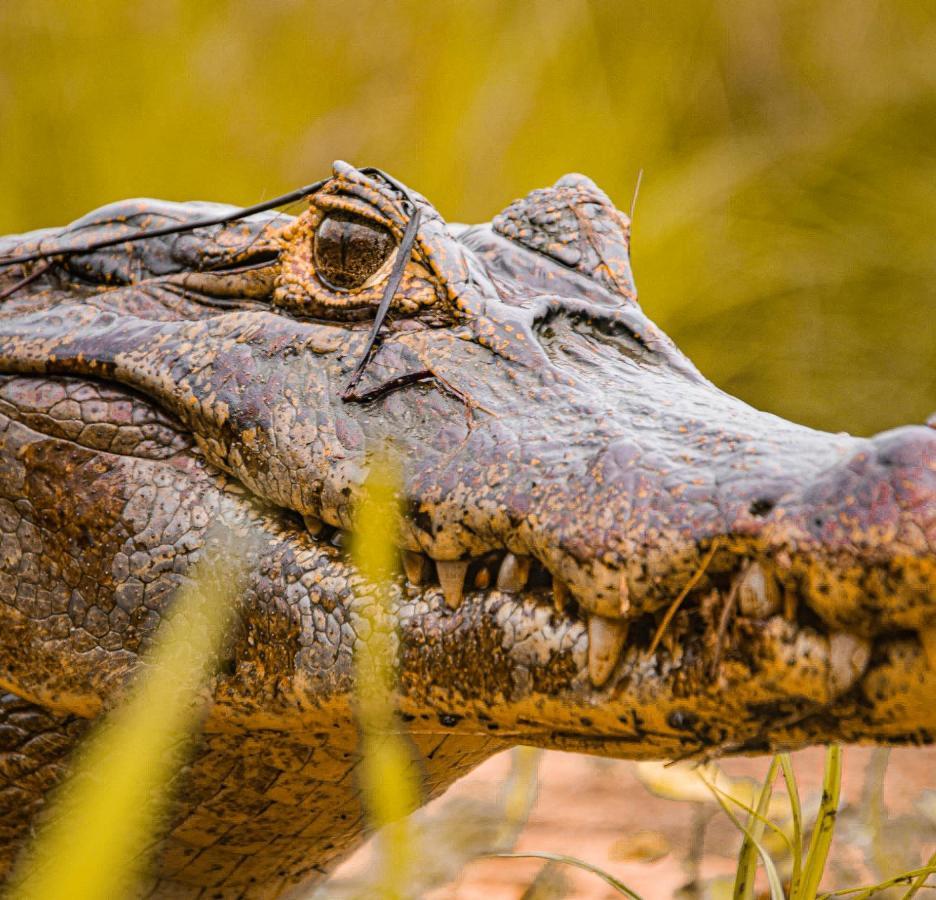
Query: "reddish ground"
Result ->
[[335, 745, 936, 899]]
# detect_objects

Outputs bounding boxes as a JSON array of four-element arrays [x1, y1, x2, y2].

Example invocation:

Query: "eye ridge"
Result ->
[[313, 211, 395, 292]]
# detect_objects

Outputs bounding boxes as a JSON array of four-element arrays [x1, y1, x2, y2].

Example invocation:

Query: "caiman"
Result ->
[[0, 162, 932, 897]]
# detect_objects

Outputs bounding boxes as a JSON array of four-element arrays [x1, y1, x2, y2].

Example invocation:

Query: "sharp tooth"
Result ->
[[474, 566, 491, 590], [827, 632, 870, 696], [738, 562, 781, 618], [331, 530, 347, 548], [496, 553, 531, 592], [303, 514, 324, 537], [553, 579, 569, 613], [402, 550, 428, 585], [587, 615, 629, 688], [437, 560, 469, 609]]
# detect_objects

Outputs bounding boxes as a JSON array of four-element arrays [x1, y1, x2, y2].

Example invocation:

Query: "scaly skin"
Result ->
[[0, 161, 932, 897]]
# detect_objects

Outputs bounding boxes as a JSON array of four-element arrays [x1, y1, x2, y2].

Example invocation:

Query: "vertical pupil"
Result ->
[[314, 213, 393, 290]]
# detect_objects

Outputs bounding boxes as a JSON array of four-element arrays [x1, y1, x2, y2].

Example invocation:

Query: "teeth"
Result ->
[[587, 615, 629, 688], [738, 562, 781, 618], [496, 553, 531, 592], [827, 632, 871, 696], [303, 514, 324, 537], [437, 560, 469, 609], [553, 579, 569, 613], [474, 566, 491, 590], [402, 550, 429, 585]]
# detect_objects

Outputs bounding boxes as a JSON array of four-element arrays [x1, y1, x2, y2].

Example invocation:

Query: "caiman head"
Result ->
[[0, 161, 933, 890]]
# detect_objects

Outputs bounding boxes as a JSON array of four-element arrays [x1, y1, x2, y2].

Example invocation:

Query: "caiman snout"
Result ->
[[0, 160, 934, 894], [756, 423, 936, 636]]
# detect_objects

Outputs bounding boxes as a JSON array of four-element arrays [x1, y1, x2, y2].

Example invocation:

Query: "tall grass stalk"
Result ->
[[779, 754, 804, 897], [350, 459, 419, 900], [733, 756, 783, 900], [901, 847, 936, 899], [799, 746, 843, 899]]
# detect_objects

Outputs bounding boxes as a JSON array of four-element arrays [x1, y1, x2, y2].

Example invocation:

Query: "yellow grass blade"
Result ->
[[799, 745, 843, 900], [350, 457, 420, 900], [901, 847, 936, 899], [704, 779, 786, 900], [779, 753, 804, 898], [495, 746, 542, 850], [734, 756, 782, 900], [490, 851, 645, 899], [817, 860, 936, 899]]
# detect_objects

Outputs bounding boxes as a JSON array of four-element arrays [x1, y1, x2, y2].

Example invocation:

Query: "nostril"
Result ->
[[870, 424, 936, 469], [749, 498, 776, 518]]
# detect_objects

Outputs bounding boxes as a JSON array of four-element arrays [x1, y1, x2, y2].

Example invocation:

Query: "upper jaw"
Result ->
[[315, 398, 934, 693], [369, 359, 936, 693]]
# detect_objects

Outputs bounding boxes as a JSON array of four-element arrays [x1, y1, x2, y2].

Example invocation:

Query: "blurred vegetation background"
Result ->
[[0, 0, 934, 433]]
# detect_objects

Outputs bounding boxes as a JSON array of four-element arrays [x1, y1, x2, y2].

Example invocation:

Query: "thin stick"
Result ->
[[487, 851, 644, 899], [0, 259, 55, 300], [647, 538, 722, 657], [901, 847, 936, 899], [629, 168, 644, 223], [709, 567, 743, 678], [342, 206, 421, 399], [0, 180, 330, 268]]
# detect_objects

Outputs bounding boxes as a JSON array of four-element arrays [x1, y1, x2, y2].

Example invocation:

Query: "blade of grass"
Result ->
[[734, 756, 782, 900], [901, 847, 936, 900], [702, 773, 787, 900], [488, 851, 645, 899], [350, 457, 420, 900], [799, 745, 843, 900], [817, 860, 936, 898], [495, 746, 542, 850], [701, 770, 795, 859], [779, 754, 804, 899], [860, 748, 898, 884]]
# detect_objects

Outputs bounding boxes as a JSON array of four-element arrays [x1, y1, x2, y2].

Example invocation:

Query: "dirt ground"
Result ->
[[333, 745, 936, 899]]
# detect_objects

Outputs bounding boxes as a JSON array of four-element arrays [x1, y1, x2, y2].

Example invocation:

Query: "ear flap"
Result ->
[[492, 174, 636, 303]]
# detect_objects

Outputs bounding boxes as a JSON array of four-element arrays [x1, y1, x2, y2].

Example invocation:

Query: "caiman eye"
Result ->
[[313, 211, 395, 291]]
